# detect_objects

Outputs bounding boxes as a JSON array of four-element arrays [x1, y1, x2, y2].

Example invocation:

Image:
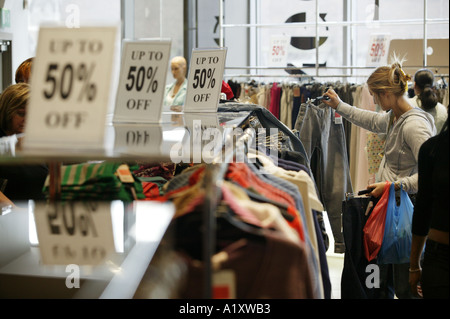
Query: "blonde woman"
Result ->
[[323, 59, 435, 299]]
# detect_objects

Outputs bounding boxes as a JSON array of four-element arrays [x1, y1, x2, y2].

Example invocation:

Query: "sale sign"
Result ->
[[367, 34, 391, 67], [23, 26, 119, 150], [113, 39, 171, 123], [183, 48, 227, 113], [33, 201, 116, 265], [269, 35, 290, 67]]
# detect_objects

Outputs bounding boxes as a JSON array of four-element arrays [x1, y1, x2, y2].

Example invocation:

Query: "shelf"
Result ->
[[0, 111, 251, 164]]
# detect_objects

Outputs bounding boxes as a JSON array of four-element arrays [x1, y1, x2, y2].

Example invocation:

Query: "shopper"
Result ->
[[0, 83, 48, 204], [164, 56, 188, 111], [409, 68, 448, 133], [322, 59, 435, 299], [409, 109, 449, 299], [15, 57, 34, 84], [0, 83, 29, 136]]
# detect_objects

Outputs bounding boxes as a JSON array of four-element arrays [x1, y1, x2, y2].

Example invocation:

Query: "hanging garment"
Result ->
[[280, 84, 293, 129], [248, 151, 331, 298], [292, 86, 302, 129], [166, 164, 319, 298], [177, 226, 317, 299], [226, 162, 305, 242], [341, 194, 380, 299], [294, 102, 353, 253], [269, 83, 282, 119]]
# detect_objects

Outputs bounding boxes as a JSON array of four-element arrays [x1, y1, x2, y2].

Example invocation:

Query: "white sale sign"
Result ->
[[183, 48, 227, 113], [367, 34, 391, 67], [33, 201, 116, 265], [269, 35, 290, 67], [23, 26, 119, 150], [113, 39, 171, 123]]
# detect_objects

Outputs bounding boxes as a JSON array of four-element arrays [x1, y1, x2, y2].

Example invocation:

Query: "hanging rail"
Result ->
[[201, 127, 255, 298], [220, 18, 449, 29]]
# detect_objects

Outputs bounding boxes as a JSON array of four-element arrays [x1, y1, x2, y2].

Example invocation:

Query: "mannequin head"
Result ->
[[170, 56, 187, 83]]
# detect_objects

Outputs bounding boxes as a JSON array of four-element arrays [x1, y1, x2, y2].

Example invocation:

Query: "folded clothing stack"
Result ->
[[42, 162, 145, 202]]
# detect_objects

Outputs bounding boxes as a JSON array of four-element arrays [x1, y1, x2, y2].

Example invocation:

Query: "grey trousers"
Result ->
[[294, 102, 353, 250]]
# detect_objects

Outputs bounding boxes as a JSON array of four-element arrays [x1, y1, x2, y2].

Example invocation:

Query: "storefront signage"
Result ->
[[113, 39, 171, 123], [367, 34, 391, 67], [184, 47, 227, 113], [269, 35, 290, 67], [23, 26, 119, 150]]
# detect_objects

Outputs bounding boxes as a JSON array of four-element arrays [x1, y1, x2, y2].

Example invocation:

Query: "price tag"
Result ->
[[184, 48, 227, 113], [113, 39, 171, 123], [23, 26, 119, 150], [269, 35, 290, 67], [33, 201, 116, 265], [367, 34, 391, 67]]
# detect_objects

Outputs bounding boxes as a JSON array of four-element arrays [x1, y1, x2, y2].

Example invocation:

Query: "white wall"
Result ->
[[0, 0, 121, 82], [1, 0, 31, 81]]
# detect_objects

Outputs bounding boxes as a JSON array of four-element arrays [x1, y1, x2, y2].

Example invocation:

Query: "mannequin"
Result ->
[[164, 56, 188, 111]]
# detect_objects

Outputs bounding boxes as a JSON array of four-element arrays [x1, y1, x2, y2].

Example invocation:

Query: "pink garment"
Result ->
[[269, 83, 282, 119], [220, 184, 263, 227]]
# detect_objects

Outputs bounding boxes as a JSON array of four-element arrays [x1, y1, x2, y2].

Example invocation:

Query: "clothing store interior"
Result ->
[[0, 0, 448, 303]]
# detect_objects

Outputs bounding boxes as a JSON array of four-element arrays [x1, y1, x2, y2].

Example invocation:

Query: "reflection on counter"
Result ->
[[0, 200, 174, 298], [0, 111, 251, 163]]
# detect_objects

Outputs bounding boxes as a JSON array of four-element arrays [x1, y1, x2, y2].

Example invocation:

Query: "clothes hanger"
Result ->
[[306, 95, 330, 105]]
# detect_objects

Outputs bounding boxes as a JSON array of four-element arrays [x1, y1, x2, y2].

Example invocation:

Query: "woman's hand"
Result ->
[[409, 270, 423, 298], [367, 182, 390, 198], [322, 88, 342, 109]]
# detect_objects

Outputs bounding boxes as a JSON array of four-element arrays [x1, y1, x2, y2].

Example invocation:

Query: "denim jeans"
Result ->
[[294, 103, 353, 251], [421, 239, 449, 299]]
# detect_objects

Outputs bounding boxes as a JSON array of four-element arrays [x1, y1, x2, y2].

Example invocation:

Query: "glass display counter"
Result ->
[[0, 110, 251, 298]]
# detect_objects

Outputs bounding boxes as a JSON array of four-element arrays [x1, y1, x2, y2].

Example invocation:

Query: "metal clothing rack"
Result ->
[[201, 127, 255, 298]]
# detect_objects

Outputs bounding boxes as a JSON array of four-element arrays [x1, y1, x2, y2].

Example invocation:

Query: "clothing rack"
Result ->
[[201, 127, 255, 298]]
